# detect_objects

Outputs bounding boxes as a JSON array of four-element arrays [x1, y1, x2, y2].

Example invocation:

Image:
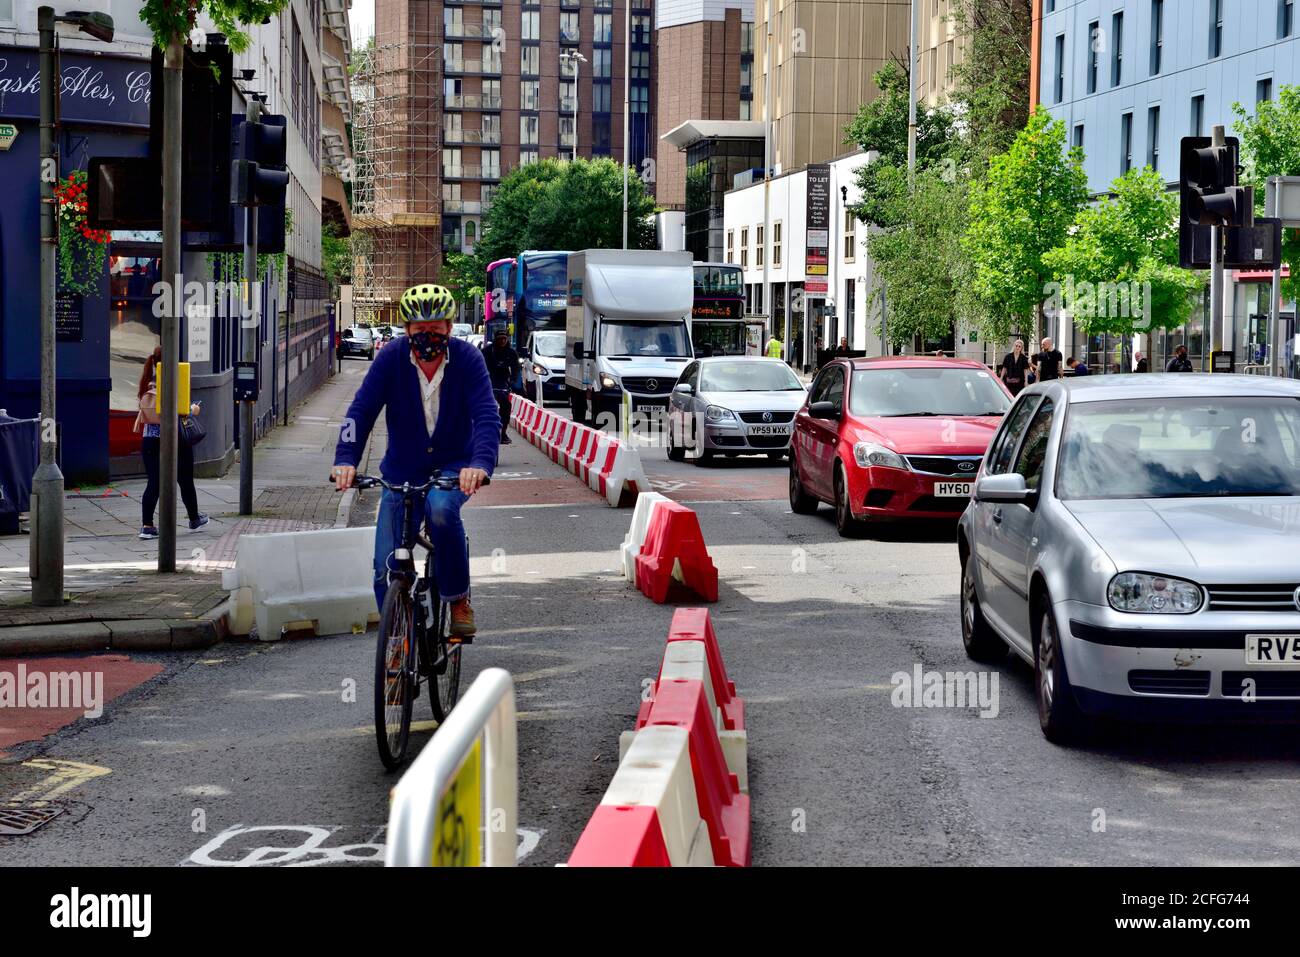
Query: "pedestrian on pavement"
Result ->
[[835, 336, 851, 358], [998, 339, 1031, 395], [1066, 356, 1090, 376], [483, 328, 519, 446], [765, 335, 783, 359], [331, 285, 499, 637], [1134, 352, 1149, 373], [1032, 337, 1064, 382], [1165, 344, 1194, 372], [133, 346, 208, 540]]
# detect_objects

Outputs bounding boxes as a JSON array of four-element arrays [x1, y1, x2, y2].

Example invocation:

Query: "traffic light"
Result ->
[[1179, 135, 1246, 228], [232, 114, 289, 208]]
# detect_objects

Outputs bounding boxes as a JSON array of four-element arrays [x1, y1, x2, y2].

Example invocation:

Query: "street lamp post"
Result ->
[[559, 50, 585, 163], [621, 2, 631, 248], [32, 6, 114, 607]]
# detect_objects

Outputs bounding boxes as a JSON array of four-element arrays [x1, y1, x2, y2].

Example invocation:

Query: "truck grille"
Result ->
[[620, 376, 673, 395], [904, 455, 983, 476], [1204, 583, 1300, 613]]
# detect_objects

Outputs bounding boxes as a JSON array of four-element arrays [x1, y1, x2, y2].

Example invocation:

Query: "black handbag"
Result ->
[[180, 414, 207, 447]]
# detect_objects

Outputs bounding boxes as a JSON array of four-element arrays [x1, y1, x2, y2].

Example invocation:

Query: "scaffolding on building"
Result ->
[[351, 24, 442, 326]]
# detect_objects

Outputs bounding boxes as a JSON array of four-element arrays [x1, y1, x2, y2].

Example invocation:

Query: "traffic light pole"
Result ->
[[158, 36, 184, 573], [239, 98, 261, 516]]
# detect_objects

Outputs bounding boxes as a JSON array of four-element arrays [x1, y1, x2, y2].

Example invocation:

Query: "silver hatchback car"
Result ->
[[958, 374, 1300, 742]]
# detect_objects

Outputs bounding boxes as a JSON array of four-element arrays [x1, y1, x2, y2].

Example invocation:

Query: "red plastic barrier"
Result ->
[[637, 607, 744, 733], [567, 804, 672, 867], [644, 678, 749, 867], [634, 501, 718, 603]]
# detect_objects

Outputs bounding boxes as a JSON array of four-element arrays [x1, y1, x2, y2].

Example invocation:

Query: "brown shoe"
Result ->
[[449, 598, 476, 637]]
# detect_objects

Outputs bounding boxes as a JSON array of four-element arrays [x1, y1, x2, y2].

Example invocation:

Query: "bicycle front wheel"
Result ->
[[374, 583, 415, 770], [429, 598, 462, 723]]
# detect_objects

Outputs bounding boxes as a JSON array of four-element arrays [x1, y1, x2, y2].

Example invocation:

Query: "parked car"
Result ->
[[789, 356, 1011, 534], [523, 330, 568, 405], [958, 374, 1300, 742], [452, 323, 474, 340], [338, 326, 377, 361], [666, 356, 807, 463]]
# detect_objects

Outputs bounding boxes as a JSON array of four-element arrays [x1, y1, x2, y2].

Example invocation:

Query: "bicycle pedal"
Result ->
[[447, 635, 473, 645]]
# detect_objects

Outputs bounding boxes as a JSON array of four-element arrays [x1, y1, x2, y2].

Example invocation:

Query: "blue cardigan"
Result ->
[[334, 336, 501, 483]]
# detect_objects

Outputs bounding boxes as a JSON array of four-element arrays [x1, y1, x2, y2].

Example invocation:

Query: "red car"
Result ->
[[789, 356, 1012, 535]]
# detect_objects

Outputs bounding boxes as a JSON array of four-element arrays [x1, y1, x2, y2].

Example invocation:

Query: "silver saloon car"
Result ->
[[957, 374, 1300, 743], [666, 356, 808, 463]]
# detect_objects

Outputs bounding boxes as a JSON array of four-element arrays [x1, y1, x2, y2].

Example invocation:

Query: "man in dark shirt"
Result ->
[[1033, 337, 1064, 381], [1066, 356, 1090, 376], [1165, 345, 1194, 372], [483, 329, 520, 444]]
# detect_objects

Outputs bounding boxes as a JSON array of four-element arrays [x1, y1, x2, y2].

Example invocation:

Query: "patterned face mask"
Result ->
[[409, 330, 448, 361]]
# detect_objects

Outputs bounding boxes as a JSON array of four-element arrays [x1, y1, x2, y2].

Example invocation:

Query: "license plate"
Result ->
[[747, 424, 790, 436], [935, 482, 974, 497], [1246, 634, 1300, 666]]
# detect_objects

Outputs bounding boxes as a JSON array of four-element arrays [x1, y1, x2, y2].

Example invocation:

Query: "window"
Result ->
[[559, 116, 575, 148], [483, 9, 501, 34], [741, 60, 752, 92], [1283, 0, 1296, 38], [443, 147, 462, 177], [444, 8, 463, 34], [1210, 0, 1223, 58], [631, 84, 648, 113], [727, 230, 735, 264], [1150, 0, 1164, 75], [1258, 77, 1273, 105], [773, 221, 782, 266], [1086, 21, 1099, 94], [1072, 122, 1084, 151], [1120, 111, 1133, 173], [632, 49, 650, 80], [633, 14, 651, 44], [521, 45, 539, 75], [1191, 94, 1205, 137], [1013, 399, 1055, 490], [520, 80, 539, 111], [843, 209, 855, 263], [560, 79, 576, 112], [444, 42, 464, 71], [520, 115, 538, 145], [1111, 12, 1124, 86], [445, 112, 463, 139], [520, 149, 539, 166], [482, 114, 500, 142], [740, 100, 752, 120], [593, 81, 612, 112], [593, 48, 611, 78], [561, 11, 579, 42], [482, 149, 500, 179], [1053, 34, 1065, 103], [521, 11, 539, 40], [740, 227, 749, 268], [1147, 106, 1160, 171], [756, 225, 765, 267], [594, 13, 612, 43], [988, 397, 1042, 475]]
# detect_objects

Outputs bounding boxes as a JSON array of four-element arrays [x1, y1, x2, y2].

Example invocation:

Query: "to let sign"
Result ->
[[805, 164, 831, 278]]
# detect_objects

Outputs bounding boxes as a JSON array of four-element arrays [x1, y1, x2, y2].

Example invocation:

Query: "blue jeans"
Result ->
[[373, 471, 470, 611]]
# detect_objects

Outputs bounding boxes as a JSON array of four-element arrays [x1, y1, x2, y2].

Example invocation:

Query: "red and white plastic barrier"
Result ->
[[509, 394, 649, 507], [568, 608, 750, 867], [623, 497, 718, 603]]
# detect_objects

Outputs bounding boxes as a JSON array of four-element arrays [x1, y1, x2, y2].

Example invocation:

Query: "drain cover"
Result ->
[[0, 804, 64, 835]]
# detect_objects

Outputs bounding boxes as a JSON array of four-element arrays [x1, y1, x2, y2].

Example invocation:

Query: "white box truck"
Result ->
[[564, 249, 694, 425]]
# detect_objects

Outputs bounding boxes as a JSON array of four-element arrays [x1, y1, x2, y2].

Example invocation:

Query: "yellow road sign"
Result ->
[[433, 737, 481, 866]]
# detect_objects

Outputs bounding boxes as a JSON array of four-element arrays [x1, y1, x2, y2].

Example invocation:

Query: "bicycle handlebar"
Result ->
[[328, 472, 489, 492]]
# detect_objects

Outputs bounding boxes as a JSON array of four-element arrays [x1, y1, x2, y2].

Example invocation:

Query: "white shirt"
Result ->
[[410, 347, 449, 436]]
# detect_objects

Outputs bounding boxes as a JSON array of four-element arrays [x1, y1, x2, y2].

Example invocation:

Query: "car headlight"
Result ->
[[853, 441, 908, 470], [532, 363, 547, 376], [1107, 572, 1203, 614], [705, 405, 736, 423], [600, 373, 619, 390]]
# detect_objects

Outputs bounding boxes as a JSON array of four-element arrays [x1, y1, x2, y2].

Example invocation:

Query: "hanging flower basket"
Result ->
[[55, 170, 112, 298]]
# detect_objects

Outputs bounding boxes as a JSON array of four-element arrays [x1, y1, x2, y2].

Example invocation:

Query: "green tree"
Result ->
[[472, 159, 566, 267], [1041, 167, 1200, 342], [140, 0, 288, 54], [321, 222, 351, 292], [964, 108, 1089, 341], [1232, 84, 1300, 302], [439, 251, 486, 305], [525, 157, 658, 251], [947, 0, 1035, 172]]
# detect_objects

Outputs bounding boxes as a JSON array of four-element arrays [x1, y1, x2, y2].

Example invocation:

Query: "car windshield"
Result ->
[[849, 367, 1011, 417], [701, 361, 803, 392], [1057, 397, 1300, 500], [599, 320, 691, 358], [533, 333, 566, 358]]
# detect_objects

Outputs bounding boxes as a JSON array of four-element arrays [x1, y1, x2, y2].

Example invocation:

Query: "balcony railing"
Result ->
[[559, 133, 575, 148], [443, 165, 501, 181], [444, 23, 497, 39], [445, 0, 503, 6], [443, 129, 502, 145], [560, 28, 580, 43], [443, 58, 503, 75], [444, 93, 504, 110], [442, 199, 484, 214], [559, 96, 577, 112]]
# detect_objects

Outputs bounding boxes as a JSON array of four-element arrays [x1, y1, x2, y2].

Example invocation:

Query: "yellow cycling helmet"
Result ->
[[398, 284, 456, 324]]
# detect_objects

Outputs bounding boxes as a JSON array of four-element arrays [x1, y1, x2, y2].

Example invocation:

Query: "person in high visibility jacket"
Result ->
[[765, 336, 783, 359]]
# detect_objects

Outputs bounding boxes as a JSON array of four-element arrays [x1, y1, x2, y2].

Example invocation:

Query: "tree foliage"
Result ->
[[321, 222, 351, 291], [1233, 84, 1300, 302], [140, 0, 288, 51], [964, 108, 1089, 340], [946, 0, 1035, 172]]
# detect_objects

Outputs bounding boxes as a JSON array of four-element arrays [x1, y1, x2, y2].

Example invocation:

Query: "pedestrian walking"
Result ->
[[1032, 337, 1064, 382], [998, 339, 1031, 395], [765, 335, 783, 359], [1165, 345, 1194, 372], [133, 347, 208, 540]]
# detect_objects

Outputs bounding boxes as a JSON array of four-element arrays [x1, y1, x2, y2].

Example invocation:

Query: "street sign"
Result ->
[[1223, 218, 1282, 270], [0, 123, 18, 151], [1211, 350, 1235, 373], [186, 303, 212, 363]]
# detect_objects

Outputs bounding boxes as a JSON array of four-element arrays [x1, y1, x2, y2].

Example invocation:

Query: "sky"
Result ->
[[351, 0, 374, 45]]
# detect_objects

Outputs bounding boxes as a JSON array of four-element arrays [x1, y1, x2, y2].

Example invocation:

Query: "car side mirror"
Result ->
[[975, 472, 1038, 505], [809, 401, 840, 420], [673, 382, 693, 395]]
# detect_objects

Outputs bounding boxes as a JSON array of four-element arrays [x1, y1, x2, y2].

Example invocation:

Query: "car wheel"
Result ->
[[833, 465, 864, 537], [666, 419, 685, 462], [788, 456, 819, 514], [960, 549, 1006, 663], [1035, 597, 1085, 744]]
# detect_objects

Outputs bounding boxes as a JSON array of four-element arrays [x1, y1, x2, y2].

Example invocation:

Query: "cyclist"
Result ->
[[483, 328, 519, 446], [331, 284, 501, 637]]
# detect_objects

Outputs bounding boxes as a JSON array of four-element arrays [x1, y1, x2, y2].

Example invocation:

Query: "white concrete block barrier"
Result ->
[[620, 491, 671, 580], [386, 668, 518, 867], [224, 526, 376, 640], [508, 394, 650, 507]]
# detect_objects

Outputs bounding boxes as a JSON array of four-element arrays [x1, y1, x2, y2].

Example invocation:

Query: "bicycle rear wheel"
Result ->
[[374, 583, 415, 770], [428, 597, 462, 723]]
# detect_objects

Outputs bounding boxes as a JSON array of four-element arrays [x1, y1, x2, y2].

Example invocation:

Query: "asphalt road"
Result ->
[[5, 391, 1300, 867]]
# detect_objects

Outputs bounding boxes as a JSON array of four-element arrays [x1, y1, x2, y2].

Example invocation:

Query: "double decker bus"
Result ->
[[484, 257, 515, 338], [483, 251, 569, 352], [691, 262, 756, 356]]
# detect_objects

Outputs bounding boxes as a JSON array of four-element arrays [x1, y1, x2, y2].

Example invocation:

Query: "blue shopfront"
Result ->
[[0, 46, 151, 485]]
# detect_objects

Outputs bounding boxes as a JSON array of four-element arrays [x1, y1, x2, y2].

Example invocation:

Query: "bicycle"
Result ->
[[338, 471, 488, 770]]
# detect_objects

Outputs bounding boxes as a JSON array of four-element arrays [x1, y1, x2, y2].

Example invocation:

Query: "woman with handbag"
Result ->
[[133, 347, 209, 540]]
